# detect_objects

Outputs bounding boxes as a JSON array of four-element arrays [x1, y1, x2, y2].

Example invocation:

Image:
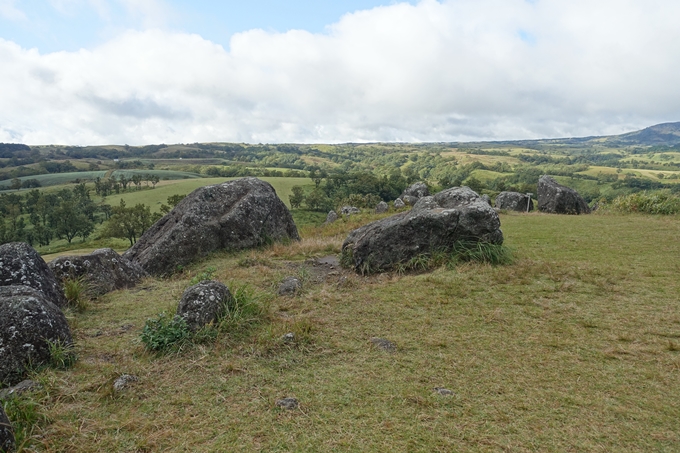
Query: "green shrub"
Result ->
[[141, 313, 192, 353], [608, 191, 680, 215], [63, 277, 89, 312], [219, 284, 267, 333]]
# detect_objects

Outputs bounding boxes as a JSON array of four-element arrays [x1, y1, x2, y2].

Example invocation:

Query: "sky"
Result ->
[[1, 0, 679, 145]]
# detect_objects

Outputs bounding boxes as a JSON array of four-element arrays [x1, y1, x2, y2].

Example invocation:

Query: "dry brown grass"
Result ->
[[8, 211, 680, 452]]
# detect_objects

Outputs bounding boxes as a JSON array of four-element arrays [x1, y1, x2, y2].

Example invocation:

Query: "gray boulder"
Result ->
[[0, 242, 67, 308], [481, 194, 492, 206], [124, 178, 300, 276], [0, 405, 13, 453], [177, 280, 233, 332], [0, 286, 73, 387], [342, 187, 502, 273], [375, 201, 389, 214], [325, 210, 338, 224], [495, 191, 533, 212], [393, 198, 406, 209], [341, 206, 360, 216], [401, 182, 429, 199], [537, 176, 591, 215], [401, 195, 419, 206], [49, 248, 147, 297]]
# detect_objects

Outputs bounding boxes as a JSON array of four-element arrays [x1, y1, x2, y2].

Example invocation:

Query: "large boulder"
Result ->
[[0, 286, 73, 387], [342, 187, 503, 273], [495, 191, 534, 212], [537, 176, 591, 215], [400, 182, 430, 206], [124, 178, 300, 276], [0, 242, 67, 308], [0, 405, 13, 453], [49, 248, 148, 297], [176, 280, 233, 332], [375, 201, 389, 214]]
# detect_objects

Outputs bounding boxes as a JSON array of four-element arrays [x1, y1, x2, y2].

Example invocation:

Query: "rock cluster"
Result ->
[[124, 177, 300, 276], [342, 187, 503, 273], [537, 176, 591, 215], [49, 248, 147, 297], [341, 206, 360, 216]]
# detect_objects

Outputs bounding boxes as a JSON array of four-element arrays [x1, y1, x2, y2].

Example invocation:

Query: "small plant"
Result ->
[[219, 284, 267, 333], [47, 339, 77, 369], [3, 393, 48, 450], [189, 266, 217, 285], [339, 247, 354, 269], [63, 277, 89, 312], [449, 241, 514, 266], [141, 312, 192, 353]]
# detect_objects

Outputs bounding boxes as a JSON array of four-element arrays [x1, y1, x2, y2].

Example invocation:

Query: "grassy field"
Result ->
[[0, 170, 203, 189], [105, 177, 312, 211], [11, 211, 680, 452]]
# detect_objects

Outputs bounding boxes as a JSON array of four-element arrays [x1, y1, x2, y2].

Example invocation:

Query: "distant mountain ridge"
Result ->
[[608, 122, 680, 146]]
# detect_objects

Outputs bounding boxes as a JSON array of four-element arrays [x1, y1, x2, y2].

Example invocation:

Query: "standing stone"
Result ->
[[49, 248, 148, 297], [325, 210, 338, 224], [176, 281, 233, 332], [495, 191, 534, 212], [0, 242, 67, 308], [537, 176, 591, 215], [375, 201, 389, 214], [0, 405, 13, 453], [0, 286, 73, 386], [124, 178, 300, 276]]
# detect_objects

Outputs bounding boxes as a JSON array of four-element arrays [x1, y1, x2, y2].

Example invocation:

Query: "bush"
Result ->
[[141, 313, 192, 353], [608, 191, 680, 215]]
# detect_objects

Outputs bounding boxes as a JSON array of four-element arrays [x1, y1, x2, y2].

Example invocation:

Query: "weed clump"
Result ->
[[47, 339, 77, 369], [140, 313, 192, 353], [62, 277, 89, 312], [188, 266, 216, 285]]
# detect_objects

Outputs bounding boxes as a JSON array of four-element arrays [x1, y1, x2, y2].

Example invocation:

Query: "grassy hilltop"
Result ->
[[2, 123, 680, 451], [6, 210, 680, 452]]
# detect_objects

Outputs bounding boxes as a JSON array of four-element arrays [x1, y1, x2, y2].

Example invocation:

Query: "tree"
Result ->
[[49, 200, 94, 243], [289, 186, 305, 209], [10, 178, 21, 190], [102, 200, 155, 246]]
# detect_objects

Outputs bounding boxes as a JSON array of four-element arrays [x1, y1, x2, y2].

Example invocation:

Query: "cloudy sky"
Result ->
[[1, 0, 679, 145]]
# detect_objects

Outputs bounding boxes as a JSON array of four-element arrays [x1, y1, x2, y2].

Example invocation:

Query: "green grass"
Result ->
[[12, 211, 680, 451], [104, 177, 312, 211]]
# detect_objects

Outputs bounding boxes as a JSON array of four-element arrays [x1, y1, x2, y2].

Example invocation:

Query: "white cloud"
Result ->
[[1, 0, 680, 145], [0, 0, 26, 20]]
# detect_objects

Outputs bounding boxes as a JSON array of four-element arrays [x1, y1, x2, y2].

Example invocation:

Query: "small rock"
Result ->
[[177, 280, 233, 332], [370, 337, 396, 352], [281, 332, 295, 343], [394, 198, 406, 209], [375, 201, 389, 214], [0, 405, 14, 453], [341, 206, 360, 216], [113, 374, 138, 392], [276, 397, 299, 410], [325, 210, 338, 224], [434, 387, 454, 396], [278, 277, 302, 296], [0, 380, 41, 400], [401, 195, 419, 206]]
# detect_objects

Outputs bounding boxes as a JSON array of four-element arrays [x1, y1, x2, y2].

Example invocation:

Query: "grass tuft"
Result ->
[[63, 277, 89, 312], [47, 339, 77, 369]]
